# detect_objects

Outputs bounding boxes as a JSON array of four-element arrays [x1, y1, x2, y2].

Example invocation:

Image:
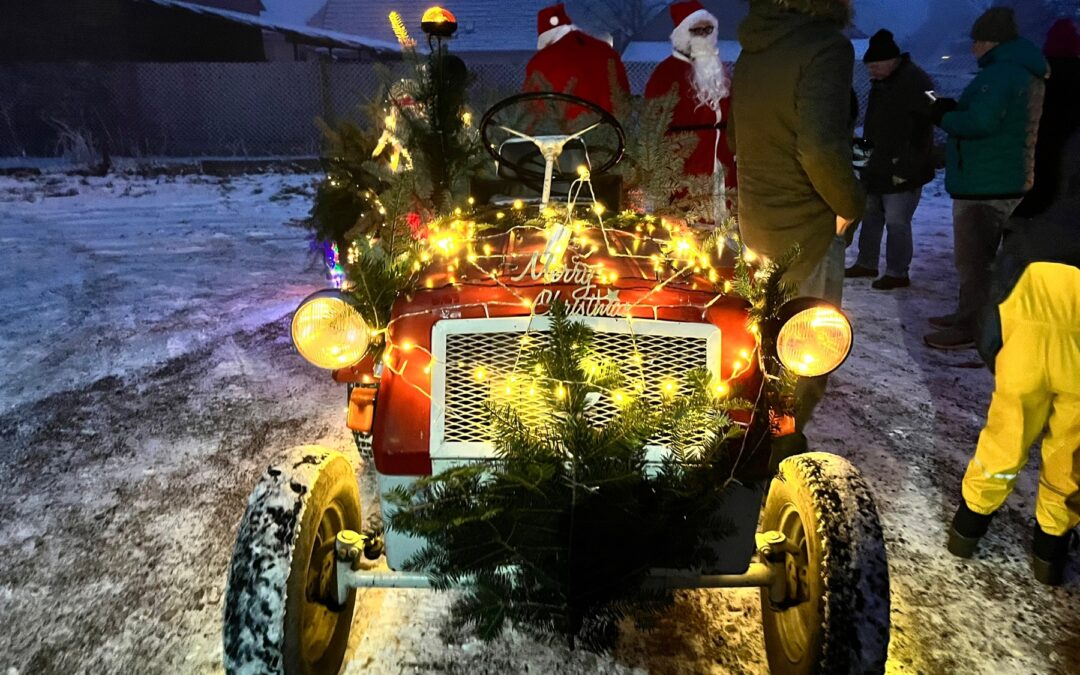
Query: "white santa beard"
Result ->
[[688, 38, 728, 112]]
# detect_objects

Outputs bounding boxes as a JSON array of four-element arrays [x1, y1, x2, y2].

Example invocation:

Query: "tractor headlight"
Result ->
[[776, 299, 852, 377], [291, 290, 371, 369]]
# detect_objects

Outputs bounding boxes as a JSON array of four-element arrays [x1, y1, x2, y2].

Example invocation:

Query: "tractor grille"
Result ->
[[433, 318, 716, 451]]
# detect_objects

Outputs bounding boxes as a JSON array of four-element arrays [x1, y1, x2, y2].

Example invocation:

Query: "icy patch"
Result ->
[[0, 172, 318, 411]]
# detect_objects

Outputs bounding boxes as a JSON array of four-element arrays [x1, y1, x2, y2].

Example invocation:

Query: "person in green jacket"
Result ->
[[730, 0, 863, 458], [923, 7, 1048, 351]]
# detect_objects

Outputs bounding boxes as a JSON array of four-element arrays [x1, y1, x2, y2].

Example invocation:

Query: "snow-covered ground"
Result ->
[[0, 172, 1076, 674]]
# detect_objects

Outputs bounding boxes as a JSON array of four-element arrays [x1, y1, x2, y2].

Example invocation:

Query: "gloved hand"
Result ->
[[931, 97, 959, 126]]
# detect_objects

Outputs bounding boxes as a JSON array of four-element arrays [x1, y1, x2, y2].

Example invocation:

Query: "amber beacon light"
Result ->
[[421, 6, 458, 37]]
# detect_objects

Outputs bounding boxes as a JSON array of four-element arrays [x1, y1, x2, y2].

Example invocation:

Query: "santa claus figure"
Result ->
[[524, 3, 630, 115], [645, 1, 737, 216]]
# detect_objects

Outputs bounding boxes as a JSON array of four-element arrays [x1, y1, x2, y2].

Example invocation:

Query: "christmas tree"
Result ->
[[305, 15, 481, 261]]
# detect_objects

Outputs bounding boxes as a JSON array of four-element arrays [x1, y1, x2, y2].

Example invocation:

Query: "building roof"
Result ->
[[622, 39, 743, 63], [140, 0, 400, 53], [192, 0, 264, 13], [311, 0, 550, 53], [623, 38, 869, 64], [627, 2, 868, 65]]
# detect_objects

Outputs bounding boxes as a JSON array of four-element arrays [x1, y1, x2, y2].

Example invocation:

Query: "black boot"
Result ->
[[844, 264, 878, 278], [1032, 526, 1076, 586], [947, 503, 994, 558]]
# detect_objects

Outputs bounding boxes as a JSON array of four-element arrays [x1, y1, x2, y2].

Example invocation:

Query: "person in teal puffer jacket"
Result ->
[[923, 7, 1048, 351]]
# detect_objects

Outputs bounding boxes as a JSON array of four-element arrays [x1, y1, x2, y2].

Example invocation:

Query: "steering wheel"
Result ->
[[478, 92, 626, 184]]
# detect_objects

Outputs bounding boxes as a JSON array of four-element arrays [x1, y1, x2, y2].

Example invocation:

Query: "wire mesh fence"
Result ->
[[0, 59, 971, 161]]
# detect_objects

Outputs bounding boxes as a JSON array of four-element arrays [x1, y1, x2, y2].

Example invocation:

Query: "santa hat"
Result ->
[[1044, 18, 1080, 59], [537, 3, 573, 37], [670, 1, 709, 31], [669, 1, 717, 54]]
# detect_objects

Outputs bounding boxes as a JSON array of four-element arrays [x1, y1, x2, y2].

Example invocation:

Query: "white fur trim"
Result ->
[[538, 24, 576, 51]]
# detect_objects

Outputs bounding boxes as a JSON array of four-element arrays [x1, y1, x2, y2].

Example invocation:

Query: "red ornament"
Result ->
[[407, 212, 427, 239]]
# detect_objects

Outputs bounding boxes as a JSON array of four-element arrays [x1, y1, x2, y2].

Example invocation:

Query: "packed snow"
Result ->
[[0, 170, 1076, 674]]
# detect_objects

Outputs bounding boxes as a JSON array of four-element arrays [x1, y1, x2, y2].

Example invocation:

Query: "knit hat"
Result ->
[[970, 7, 1019, 43], [1044, 18, 1080, 58], [537, 4, 572, 37], [863, 29, 901, 63]]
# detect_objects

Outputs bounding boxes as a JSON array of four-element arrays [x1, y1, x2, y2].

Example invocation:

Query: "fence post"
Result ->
[[319, 59, 335, 134]]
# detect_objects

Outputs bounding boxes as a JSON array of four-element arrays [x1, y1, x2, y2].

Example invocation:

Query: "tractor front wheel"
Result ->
[[759, 452, 890, 674], [223, 446, 362, 675]]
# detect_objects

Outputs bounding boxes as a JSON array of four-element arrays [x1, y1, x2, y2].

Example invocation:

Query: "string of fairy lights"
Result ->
[[334, 171, 765, 419]]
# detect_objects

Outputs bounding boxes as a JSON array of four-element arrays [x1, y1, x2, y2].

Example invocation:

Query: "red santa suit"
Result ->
[[524, 4, 630, 115], [645, 55, 736, 188], [644, 2, 736, 194]]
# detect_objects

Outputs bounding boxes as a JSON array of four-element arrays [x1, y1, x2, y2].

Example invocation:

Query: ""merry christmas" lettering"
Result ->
[[510, 253, 632, 317]]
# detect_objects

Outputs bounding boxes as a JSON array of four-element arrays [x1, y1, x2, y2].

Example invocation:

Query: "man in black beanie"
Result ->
[[923, 7, 1048, 350], [845, 29, 935, 291]]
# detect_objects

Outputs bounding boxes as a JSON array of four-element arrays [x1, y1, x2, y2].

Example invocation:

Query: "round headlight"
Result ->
[[291, 290, 371, 369], [776, 301, 852, 377]]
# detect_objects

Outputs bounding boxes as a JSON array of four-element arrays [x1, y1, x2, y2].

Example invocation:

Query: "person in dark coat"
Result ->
[[730, 0, 863, 458], [1012, 18, 1080, 219], [923, 7, 1048, 351], [845, 29, 935, 290], [731, 0, 863, 286]]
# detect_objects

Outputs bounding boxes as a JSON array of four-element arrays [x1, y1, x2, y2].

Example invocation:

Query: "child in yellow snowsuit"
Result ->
[[947, 195, 1080, 586]]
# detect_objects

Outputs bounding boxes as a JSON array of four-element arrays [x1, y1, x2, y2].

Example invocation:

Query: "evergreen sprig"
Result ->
[[344, 237, 421, 347], [307, 114, 388, 248], [730, 246, 802, 423], [378, 44, 482, 213], [615, 86, 712, 220]]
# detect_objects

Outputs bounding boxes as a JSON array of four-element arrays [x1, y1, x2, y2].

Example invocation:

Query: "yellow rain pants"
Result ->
[[962, 262, 1080, 536]]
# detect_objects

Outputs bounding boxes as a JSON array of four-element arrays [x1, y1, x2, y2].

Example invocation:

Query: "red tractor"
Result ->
[[223, 93, 890, 675]]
